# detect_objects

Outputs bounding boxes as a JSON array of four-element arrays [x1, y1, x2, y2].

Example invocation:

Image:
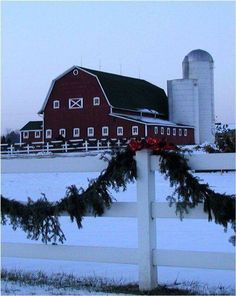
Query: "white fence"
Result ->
[[0, 139, 126, 156], [1, 151, 235, 291]]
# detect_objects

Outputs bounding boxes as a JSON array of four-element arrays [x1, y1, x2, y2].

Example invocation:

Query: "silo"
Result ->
[[182, 49, 215, 144], [167, 78, 200, 144]]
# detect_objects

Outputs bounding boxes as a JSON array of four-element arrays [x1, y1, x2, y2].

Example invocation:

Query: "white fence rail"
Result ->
[[1, 151, 235, 291], [2, 152, 235, 174], [0, 139, 126, 156]]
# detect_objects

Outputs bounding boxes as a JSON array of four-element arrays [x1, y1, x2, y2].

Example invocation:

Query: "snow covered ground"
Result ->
[[1, 280, 130, 296], [1, 169, 235, 290]]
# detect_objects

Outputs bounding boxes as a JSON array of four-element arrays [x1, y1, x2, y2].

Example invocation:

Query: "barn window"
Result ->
[[73, 128, 80, 137], [46, 129, 52, 139], [167, 128, 170, 135], [93, 97, 100, 106], [132, 126, 139, 136], [59, 129, 66, 138], [184, 129, 188, 136], [173, 128, 176, 136], [154, 126, 158, 135], [23, 131, 29, 139], [102, 126, 109, 136], [73, 69, 79, 76], [35, 131, 41, 138], [69, 98, 83, 109], [161, 127, 164, 135], [117, 127, 123, 136], [87, 127, 94, 137], [53, 100, 60, 109], [179, 129, 182, 136]]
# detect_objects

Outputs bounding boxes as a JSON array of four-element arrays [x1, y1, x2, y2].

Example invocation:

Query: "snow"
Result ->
[[1, 170, 235, 290], [136, 108, 160, 114], [1, 280, 130, 295], [113, 113, 187, 126]]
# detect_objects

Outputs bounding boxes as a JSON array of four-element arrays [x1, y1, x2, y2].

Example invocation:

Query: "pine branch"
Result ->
[[159, 150, 235, 244], [1, 149, 136, 244]]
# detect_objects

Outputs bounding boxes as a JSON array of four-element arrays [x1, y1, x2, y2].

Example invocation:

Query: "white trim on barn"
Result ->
[[154, 126, 158, 135], [79, 67, 112, 108], [53, 100, 60, 109], [145, 125, 148, 137], [45, 129, 52, 139], [73, 128, 80, 137], [132, 126, 139, 136], [110, 112, 193, 129], [102, 126, 109, 136], [38, 66, 114, 115], [93, 97, 100, 106], [35, 131, 41, 138], [20, 129, 42, 132], [69, 98, 83, 109], [87, 127, 94, 137], [117, 127, 124, 136], [59, 128, 66, 137], [110, 113, 146, 125], [112, 106, 163, 116], [23, 131, 29, 139]]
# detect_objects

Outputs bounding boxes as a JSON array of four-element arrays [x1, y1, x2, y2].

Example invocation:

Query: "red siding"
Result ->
[[21, 131, 43, 144], [147, 125, 194, 145], [44, 69, 110, 140]]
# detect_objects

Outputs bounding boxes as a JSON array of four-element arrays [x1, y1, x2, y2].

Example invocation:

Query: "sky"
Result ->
[[1, 1, 235, 133]]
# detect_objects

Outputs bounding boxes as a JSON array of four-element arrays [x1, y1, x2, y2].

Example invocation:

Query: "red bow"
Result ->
[[128, 137, 177, 153]]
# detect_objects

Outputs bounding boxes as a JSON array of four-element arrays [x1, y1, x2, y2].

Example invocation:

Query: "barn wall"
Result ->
[[20, 131, 43, 144], [43, 69, 147, 140], [147, 125, 194, 145], [25, 68, 195, 145]]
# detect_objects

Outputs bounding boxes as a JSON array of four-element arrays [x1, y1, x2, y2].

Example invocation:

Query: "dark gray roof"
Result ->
[[20, 121, 43, 131], [81, 67, 168, 117]]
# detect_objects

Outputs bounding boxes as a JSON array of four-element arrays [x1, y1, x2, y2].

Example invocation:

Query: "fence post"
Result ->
[[27, 144, 30, 154], [10, 144, 13, 155], [64, 141, 68, 153], [136, 149, 157, 291], [46, 142, 49, 153], [84, 140, 88, 152], [97, 140, 100, 151]]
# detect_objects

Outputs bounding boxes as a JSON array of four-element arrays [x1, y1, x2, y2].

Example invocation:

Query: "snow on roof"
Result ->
[[136, 108, 160, 114], [113, 113, 193, 127]]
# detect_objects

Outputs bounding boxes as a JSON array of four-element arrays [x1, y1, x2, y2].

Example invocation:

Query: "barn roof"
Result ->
[[38, 66, 168, 117], [81, 67, 168, 117], [20, 121, 43, 131]]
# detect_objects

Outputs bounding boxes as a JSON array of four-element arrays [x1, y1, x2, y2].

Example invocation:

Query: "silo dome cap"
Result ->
[[183, 49, 214, 63]]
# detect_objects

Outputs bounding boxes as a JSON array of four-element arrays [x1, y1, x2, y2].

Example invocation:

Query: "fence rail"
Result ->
[[1, 151, 235, 291], [2, 243, 233, 270], [0, 139, 126, 156]]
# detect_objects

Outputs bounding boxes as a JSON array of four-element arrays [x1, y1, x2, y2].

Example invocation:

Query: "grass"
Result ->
[[1, 269, 234, 295]]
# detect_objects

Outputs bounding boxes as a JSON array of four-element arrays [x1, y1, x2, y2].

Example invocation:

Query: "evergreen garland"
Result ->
[[1, 195, 66, 244], [1, 149, 136, 244], [1, 138, 235, 245], [158, 150, 235, 243]]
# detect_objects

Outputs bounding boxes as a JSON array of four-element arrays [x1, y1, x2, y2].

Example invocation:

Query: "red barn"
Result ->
[[20, 66, 194, 145]]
